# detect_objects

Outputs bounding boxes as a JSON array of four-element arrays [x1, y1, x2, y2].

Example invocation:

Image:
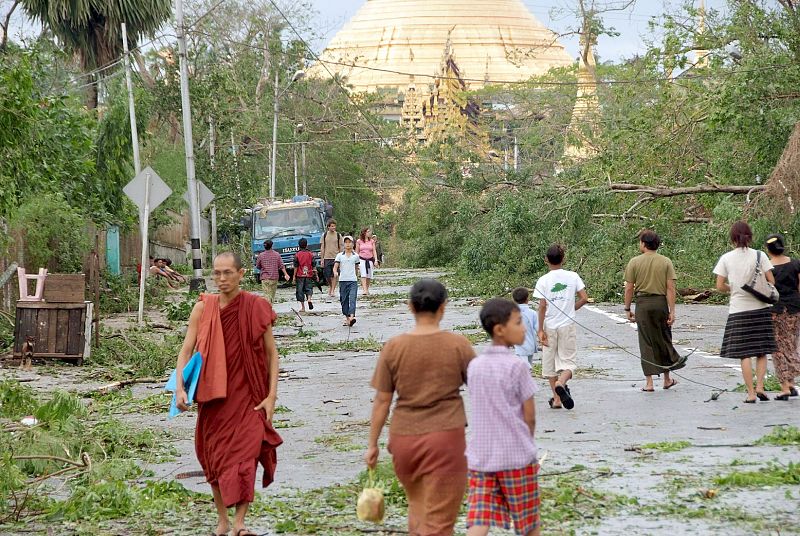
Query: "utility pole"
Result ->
[[301, 142, 307, 196], [513, 136, 519, 172], [122, 23, 141, 178], [293, 144, 299, 197], [270, 69, 279, 199], [175, 0, 205, 291], [209, 117, 217, 262], [123, 21, 147, 323]]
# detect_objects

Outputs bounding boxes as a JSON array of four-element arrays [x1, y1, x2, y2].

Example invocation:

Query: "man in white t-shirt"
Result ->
[[534, 244, 588, 410]]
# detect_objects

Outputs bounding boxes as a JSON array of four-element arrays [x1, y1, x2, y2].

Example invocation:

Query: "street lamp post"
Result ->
[[270, 69, 305, 199]]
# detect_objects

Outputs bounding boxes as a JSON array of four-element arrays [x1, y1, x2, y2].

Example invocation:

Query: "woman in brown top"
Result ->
[[365, 279, 475, 536]]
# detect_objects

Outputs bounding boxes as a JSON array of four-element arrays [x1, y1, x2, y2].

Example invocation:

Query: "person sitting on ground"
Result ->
[[467, 298, 541, 536], [365, 279, 475, 536], [624, 230, 687, 392], [256, 240, 290, 304], [334, 236, 360, 327], [764, 233, 800, 400], [534, 244, 588, 410], [161, 258, 187, 284], [149, 257, 177, 289], [512, 287, 539, 369], [713, 221, 777, 403], [292, 238, 317, 313]]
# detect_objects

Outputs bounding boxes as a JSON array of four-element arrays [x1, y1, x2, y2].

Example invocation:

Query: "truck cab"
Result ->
[[247, 196, 330, 280]]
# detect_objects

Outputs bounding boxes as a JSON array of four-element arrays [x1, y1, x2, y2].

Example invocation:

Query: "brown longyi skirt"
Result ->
[[388, 428, 467, 536]]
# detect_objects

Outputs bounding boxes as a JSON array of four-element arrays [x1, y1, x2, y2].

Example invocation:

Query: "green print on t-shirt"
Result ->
[[551, 282, 568, 293]]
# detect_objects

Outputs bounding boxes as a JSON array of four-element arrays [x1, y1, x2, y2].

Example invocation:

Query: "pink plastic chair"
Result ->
[[17, 268, 47, 301]]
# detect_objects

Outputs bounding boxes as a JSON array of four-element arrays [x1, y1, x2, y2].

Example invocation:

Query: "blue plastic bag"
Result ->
[[165, 351, 203, 418]]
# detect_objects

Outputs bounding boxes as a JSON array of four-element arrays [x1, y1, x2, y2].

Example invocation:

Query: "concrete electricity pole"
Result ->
[[175, 0, 205, 291]]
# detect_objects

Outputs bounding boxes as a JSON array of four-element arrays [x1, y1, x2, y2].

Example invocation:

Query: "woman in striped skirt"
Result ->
[[713, 221, 777, 403]]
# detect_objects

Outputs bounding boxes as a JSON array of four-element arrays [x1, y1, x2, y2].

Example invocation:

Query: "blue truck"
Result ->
[[245, 196, 331, 281]]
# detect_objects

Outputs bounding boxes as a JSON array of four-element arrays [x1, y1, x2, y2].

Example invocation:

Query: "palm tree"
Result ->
[[20, 0, 172, 108]]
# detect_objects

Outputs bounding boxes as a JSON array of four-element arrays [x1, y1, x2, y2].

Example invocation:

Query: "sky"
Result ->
[[307, 0, 731, 62]]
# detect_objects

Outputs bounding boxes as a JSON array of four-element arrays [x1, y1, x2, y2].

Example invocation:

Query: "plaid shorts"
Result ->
[[467, 463, 540, 535]]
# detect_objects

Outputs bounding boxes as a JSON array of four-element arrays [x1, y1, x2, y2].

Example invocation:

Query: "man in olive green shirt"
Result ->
[[624, 230, 686, 391]]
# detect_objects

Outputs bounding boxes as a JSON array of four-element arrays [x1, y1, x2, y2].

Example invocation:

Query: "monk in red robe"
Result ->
[[175, 252, 282, 536]]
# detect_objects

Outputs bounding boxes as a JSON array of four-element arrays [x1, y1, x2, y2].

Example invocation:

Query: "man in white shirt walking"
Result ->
[[534, 244, 588, 410]]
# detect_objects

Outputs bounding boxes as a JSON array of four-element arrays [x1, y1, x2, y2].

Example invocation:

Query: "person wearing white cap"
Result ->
[[334, 236, 361, 327]]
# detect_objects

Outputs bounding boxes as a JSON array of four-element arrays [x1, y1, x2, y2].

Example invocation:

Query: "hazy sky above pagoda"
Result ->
[[310, 0, 731, 63]]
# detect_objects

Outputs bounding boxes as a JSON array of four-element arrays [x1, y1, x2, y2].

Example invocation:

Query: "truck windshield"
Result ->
[[254, 207, 323, 240]]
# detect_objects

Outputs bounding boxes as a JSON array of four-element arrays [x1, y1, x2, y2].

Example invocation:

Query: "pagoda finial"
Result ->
[[695, 0, 709, 68]]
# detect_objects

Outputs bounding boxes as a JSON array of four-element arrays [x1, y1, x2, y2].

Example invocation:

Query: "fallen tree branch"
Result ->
[[577, 183, 766, 197], [87, 377, 168, 395]]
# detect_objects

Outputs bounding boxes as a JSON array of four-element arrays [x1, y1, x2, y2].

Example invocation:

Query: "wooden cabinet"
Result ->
[[13, 301, 92, 365]]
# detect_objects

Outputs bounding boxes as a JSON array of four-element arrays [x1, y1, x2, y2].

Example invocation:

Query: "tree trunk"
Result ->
[[86, 80, 98, 110]]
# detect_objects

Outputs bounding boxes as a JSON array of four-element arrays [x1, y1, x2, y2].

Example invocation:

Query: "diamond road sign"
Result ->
[[123, 167, 172, 212], [183, 180, 215, 211]]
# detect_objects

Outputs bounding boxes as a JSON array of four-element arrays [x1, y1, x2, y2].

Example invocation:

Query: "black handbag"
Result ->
[[741, 251, 780, 304]]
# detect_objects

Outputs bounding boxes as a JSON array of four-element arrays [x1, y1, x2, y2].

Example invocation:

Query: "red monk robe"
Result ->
[[194, 291, 283, 508]]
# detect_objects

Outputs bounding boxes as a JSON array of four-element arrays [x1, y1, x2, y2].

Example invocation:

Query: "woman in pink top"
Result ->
[[356, 228, 377, 295]]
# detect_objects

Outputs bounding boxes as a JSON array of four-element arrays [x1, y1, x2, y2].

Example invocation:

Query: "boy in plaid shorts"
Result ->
[[466, 298, 540, 536]]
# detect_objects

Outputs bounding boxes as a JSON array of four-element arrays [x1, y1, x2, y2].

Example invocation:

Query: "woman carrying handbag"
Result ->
[[713, 221, 778, 404]]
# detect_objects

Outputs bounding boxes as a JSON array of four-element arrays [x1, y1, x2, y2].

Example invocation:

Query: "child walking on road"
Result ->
[[293, 238, 317, 313], [512, 287, 539, 368], [534, 244, 588, 410], [467, 298, 541, 536], [334, 236, 360, 327]]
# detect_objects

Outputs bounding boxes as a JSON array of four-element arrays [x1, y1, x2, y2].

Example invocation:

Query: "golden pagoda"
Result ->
[[310, 0, 573, 116]]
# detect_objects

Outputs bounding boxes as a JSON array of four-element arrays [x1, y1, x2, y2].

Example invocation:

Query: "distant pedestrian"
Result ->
[[764, 233, 800, 400], [321, 219, 343, 298], [292, 238, 317, 313], [534, 244, 588, 410], [713, 221, 777, 403], [256, 240, 290, 304], [512, 287, 538, 368], [467, 298, 540, 536], [372, 233, 385, 265], [623, 230, 686, 392], [365, 279, 475, 536], [356, 229, 377, 296], [334, 236, 360, 327]]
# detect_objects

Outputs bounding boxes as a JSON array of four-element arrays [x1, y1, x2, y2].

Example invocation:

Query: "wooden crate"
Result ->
[[13, 301, 89, 365], [43, 274, 86, 303]]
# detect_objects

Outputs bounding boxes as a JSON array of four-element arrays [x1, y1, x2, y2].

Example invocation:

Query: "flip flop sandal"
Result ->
[[641, 387, 655, 392], [555, 385, 574, 410], [744, 398, 756, 404], [790, 387, 798, 397], [308, 302, 314, 310], [774, 394, 791, 401], [548, 397, 562, 409], [756, 392, 769, 401], [663, 379, 678, 390], [349, 318, 357, 327]]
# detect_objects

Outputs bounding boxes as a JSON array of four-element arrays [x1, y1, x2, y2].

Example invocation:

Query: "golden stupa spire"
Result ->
[[695, 0, 709, 68], [562, 32, 600, 164]]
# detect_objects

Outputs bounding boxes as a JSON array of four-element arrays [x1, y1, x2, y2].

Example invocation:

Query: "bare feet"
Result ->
[[663, 378, 678, 390]]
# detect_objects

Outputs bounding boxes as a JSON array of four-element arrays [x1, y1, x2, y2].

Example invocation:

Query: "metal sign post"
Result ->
[[123, 166, 172, 324], [136, 174, 151, 324]]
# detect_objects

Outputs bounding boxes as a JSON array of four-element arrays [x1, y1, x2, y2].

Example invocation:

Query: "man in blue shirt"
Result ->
[[512, 287, 539, 369]]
